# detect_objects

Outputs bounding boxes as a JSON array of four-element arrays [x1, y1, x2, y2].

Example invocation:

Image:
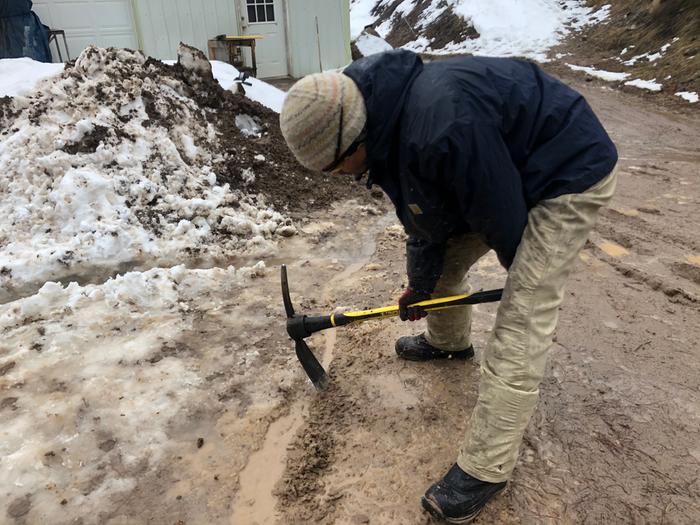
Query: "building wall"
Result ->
[[30, 0, 350, 77], [133, 0, 239, 61], [285, 0, 351, 77], [33, 0, 139, 61]]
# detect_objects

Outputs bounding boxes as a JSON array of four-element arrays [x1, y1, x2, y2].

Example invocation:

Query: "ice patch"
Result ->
[[235, 114, 263, 137]]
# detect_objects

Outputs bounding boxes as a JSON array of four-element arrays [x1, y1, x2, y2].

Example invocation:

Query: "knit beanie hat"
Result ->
[[280, 72, 367, 171]]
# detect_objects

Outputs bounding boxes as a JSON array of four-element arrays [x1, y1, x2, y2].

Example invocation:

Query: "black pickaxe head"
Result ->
[[281, 265, 329, 391], [281, 264, 503, 391]]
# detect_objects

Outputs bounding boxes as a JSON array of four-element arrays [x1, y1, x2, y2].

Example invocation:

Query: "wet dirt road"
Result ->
[[93, 78, 699, 525], [271, 79, 700, 524]]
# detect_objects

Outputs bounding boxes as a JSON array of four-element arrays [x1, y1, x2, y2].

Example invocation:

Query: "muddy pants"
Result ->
[[425, 169, 617, 483]]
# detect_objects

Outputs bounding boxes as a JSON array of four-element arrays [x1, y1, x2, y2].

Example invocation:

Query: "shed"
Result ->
[[31, 0, 351, 78]]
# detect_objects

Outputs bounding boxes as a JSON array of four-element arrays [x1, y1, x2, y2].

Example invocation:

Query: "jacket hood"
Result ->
[[343, 50, 423, 174]]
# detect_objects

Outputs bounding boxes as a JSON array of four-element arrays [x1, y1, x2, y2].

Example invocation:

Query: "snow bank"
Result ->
[[444, 1, 610, 61], [210, 60, 285, 112], [0, 263, 266, 522], [0, 46, 290, 303], [566, 63, 630, 82], [0, 58, 64, 97]]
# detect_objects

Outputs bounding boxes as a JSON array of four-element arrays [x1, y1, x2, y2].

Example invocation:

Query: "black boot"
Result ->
[[395, 334, 474, 361], [422, 464, 507, 524]]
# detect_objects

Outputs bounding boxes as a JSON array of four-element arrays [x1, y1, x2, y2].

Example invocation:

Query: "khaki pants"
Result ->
[[424, 169, 617, 483]]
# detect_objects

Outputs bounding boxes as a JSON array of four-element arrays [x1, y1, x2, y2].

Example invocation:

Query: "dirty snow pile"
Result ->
[[350, 0, 611, 61], [0, 45, 293, 303]]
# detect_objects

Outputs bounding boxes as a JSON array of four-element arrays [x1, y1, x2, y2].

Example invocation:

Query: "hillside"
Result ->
[[350, 0, 699, 104]]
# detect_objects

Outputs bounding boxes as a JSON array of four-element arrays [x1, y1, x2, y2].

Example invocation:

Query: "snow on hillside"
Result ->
[[350, 0, 611, 62]]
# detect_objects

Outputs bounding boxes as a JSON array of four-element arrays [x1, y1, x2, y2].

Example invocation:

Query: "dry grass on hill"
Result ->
[[578, 0, 699, 93]]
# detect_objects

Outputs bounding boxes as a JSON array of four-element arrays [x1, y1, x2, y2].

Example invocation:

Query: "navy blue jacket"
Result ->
[[343, 50, 617, 292]]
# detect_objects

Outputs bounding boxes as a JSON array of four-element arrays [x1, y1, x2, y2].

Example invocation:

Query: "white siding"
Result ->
[[32, 0, 138, 62], [132, 0, 239, 60], [286, 0, 351, 77]]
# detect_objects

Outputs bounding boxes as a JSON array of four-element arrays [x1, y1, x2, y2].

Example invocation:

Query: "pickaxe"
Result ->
[[281, 265, 503, 391]]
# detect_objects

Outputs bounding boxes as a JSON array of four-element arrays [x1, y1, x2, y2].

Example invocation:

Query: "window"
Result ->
[[247, 0, 275, 23]]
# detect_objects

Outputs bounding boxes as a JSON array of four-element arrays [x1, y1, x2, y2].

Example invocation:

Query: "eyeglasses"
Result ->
[[322, 104, 366, 174]]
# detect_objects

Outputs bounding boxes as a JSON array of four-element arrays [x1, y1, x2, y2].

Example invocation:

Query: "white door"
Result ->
[[240, 0, 288, 78], [32, 0, 138, 62]]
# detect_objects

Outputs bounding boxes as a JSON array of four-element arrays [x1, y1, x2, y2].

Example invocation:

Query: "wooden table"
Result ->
[[207, 35, 262, 78]]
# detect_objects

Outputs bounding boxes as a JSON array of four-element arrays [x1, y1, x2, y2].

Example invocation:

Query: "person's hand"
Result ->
[[398, 288, 431, 321]]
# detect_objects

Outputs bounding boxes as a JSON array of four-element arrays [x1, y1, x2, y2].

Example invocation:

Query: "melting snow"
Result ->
[[350, 0, 380, 38], [0, 45, 296, 522], [675, 91, 698, 103], [624, 78, 663, 92], [566, 64, 630, 82], [0, 263, 267, 521], [210, 61, 285, 113]]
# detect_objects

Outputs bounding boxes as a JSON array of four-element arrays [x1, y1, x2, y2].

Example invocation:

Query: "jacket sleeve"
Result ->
[[438, 122, 529, 269], [406, 236, 446, 293]]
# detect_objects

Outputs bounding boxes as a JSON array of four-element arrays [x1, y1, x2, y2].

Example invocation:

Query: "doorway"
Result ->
[[241, 0, 288, 78]]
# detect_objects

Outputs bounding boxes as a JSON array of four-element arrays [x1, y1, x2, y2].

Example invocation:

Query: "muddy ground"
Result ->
[[75, 70, 698, 525], [272, 74, 700, 524], [7, 71, 697, 523]]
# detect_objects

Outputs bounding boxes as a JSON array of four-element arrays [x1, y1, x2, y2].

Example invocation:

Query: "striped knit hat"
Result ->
[[280, 72, 367, 171]]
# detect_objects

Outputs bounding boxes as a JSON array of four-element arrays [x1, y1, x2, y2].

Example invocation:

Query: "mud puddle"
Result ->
[[226, 204, 394, 523], [231, 404, 306, 524]]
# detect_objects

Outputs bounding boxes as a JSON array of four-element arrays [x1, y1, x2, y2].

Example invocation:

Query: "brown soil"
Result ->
[[0, 96, 17, 127], [62, 124, 111, 155], [424, 7, 479, 50], [137, 51, 370, 214]]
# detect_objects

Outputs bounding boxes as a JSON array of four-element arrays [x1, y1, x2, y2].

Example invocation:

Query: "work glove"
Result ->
[[398, 287, 431, 322]]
